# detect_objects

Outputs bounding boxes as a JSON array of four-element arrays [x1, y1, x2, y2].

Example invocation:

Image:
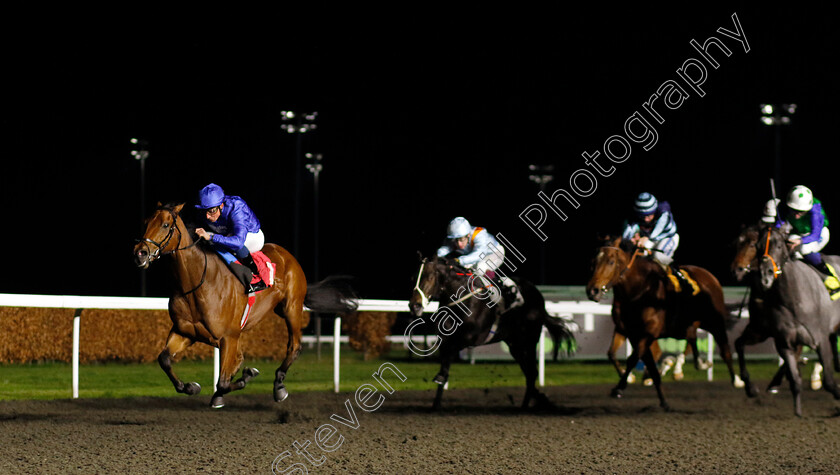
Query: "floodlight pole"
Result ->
[[528, 164, 555, 284], [760, 104, 796, 191], [281, 111, 318, 257], [131, 138, 150, 297]]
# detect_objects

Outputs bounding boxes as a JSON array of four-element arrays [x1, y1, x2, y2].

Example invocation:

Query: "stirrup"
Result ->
[[247, 280, 268, 294]]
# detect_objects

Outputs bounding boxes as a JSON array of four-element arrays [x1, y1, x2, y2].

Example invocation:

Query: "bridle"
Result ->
[[594, 245, 644, 294], [760, 228, 783, 279], [412, 258, 491, 311], [137, 206, 206, 295]]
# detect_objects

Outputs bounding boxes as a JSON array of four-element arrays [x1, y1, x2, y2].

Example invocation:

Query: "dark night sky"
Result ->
[[1, 7, 835, 300]]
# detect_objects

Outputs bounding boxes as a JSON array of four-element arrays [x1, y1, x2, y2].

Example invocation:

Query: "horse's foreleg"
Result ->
[[210, 336, 241, 409], [831, 333, 840, 372], [777, 345, 803, 417], [158, 331, 200, 396], [432, 345, 455, 410], [640, 344, 668, 411], [734, 325, 764, 397], [611, 342, 643, 399]]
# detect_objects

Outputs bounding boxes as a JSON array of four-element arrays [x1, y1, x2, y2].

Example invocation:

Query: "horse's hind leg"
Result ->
[[706, 319, 742, 388], [274, 300, 305, 403], [158, 331, 201, 396], [815, 337, 840, 399], [509, 338, 545, 409]]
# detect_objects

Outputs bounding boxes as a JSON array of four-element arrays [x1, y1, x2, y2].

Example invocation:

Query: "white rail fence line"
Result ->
[[0, 294, 719, 397]]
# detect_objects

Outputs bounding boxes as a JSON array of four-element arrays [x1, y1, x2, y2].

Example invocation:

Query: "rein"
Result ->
[[413, 259, 492, 310], [138, 207, 207, 295]]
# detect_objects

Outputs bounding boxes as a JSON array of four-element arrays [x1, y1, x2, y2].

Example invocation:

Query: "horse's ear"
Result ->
[[611, 236, 621, 247], [173, 203, 185, 214], [417, 250, 425, 262], [156, 201, 162, 208]]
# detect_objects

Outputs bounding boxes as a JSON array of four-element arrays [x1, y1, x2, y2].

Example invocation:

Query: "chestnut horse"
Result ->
[[133, 203, 357, 408], [586, 237, 740, 410]]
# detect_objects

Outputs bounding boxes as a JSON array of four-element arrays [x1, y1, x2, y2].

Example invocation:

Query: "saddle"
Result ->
[[224, 250, 276, 294], [665, 265, 700, 296], [817, 262, 840, 301]]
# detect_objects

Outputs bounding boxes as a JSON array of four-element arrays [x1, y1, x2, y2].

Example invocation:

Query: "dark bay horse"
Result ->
[[133, 203, 356, 408], [408, 255, 576, 410], [753, 225, 840, 416], [586, 237, 740, 410], [731, 224, 836, 396]]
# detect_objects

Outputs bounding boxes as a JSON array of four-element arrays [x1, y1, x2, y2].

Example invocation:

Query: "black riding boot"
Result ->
[[240, 254, 268, 293]]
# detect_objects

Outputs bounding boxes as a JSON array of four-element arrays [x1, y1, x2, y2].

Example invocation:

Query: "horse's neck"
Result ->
[[168, 222, 206, 288], [615, 257, 660, 299]]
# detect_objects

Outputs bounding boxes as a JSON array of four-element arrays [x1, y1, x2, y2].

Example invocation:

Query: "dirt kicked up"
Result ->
[[2, 381, 840, 474]]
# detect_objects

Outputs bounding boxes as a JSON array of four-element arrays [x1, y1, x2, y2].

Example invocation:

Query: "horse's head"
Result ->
[[757, 226, 790, 291], [409, 255, 469, 316], [586, 236, 628, 302], [731, 224, 760, 282], [133, 202, 187, 269]]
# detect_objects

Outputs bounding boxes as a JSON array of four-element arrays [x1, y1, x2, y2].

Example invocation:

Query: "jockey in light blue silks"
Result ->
[[622, 192, 690, 289], [436, 217, 523, 311], [776, 185, 840, 299], [194, 183, 268, 293]]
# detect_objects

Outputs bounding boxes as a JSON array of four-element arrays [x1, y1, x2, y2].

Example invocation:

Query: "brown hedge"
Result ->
[[0, 307, 315, 363], [341, 311, 397, 360]]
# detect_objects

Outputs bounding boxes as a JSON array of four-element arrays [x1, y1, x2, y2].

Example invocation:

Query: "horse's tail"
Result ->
[[304, 275, 359, 314], [543, 313, 578, 361]]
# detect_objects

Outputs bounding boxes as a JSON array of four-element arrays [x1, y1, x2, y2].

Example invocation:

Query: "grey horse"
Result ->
[[757, 225, 840, 416]]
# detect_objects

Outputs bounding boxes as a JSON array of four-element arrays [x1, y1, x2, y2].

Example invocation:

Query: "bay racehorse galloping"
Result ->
[[586, 237, 741, 410], [133, 203, 357, 408], [753, 225, 840, 416], [408, 255, 576, 410], [731, 224, 837, 396]]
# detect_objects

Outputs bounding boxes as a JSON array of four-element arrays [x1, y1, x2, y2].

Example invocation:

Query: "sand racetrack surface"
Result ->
[[3, 381, 840, 474]]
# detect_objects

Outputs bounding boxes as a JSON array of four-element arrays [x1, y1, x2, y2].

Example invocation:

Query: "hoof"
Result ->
[[661, 402, 671, 412], [183, 382, 202, 396], [243, 367, 260, 382], [626, 372, 636, 384], [210, 396, 225, 409], [432, 374, 447, 385], [767, 386, 780, 394], [811, 380, 823, 391], [610, 388, 623, 399], [733, 375, 745, 389], [274, 386, 289, 402], [673, 371, 684, 381], [746, 384, 759, 398], [643, 378, 654, 387]]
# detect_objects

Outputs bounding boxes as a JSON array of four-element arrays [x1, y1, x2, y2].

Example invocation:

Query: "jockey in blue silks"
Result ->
[[194, 183, 267, 293], [621, 192, 691, 290], [436, 217, 523, 311], [776, 185, 840, 299]]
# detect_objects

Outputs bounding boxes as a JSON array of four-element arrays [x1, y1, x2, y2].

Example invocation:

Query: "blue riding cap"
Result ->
[[195, 183, 226, 209], [634, 192, 658, 216]]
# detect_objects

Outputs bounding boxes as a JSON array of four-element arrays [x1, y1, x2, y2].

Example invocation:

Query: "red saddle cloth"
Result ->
[[248, 250, 276, 287]]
